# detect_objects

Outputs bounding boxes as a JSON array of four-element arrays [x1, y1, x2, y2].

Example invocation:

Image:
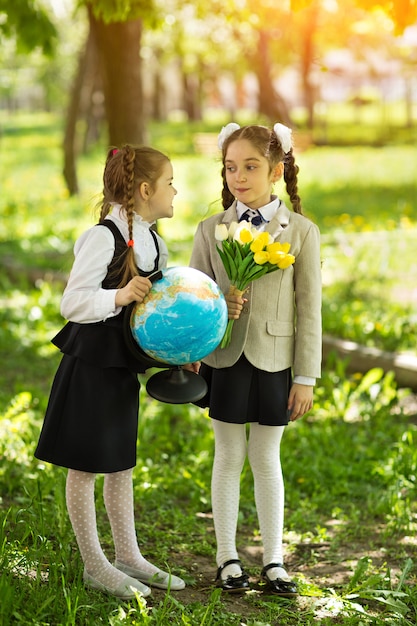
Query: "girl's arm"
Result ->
[[61, 227, 121, 323], [293, 222, 322, 379], [115, 276, 151, 307], [287, 383, 313, 421], [289, 221, 321, 421]]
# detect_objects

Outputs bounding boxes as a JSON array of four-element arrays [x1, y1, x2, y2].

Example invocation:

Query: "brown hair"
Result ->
[[220, 125, 303, 214], [99, 145, 170, 288]]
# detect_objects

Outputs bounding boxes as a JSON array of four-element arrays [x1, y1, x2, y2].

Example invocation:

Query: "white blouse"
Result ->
[[236, 195, 281, 228], [61, 205, 168, 323]]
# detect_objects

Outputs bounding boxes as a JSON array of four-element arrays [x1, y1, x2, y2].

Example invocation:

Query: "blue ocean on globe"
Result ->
[[130, 267, 228, 365]]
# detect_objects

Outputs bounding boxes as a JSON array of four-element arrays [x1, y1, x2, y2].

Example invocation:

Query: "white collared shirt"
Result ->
[[60, 205, 168, 323], [236, 195, 281, 230]]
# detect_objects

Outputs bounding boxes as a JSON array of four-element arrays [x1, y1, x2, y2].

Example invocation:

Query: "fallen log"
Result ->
[[322, 335, 417, 391]]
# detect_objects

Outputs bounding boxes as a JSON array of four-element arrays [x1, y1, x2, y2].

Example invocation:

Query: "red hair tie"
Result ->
[[127, 239, 134, 248], [112, 148, 118, 155]]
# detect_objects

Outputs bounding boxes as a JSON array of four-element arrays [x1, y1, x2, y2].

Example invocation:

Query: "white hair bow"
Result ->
[[273, 123, 292, 154], [217, 123, 241, 149]]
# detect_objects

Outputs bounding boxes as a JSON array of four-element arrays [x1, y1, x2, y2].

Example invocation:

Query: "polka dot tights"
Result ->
[[66, 468, 162, 588]]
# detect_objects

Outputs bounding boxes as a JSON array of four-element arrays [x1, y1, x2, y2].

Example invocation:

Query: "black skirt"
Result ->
[[34, 354, 140, 473], [195, 354, 291, 426], [36, 220, 157, 474]]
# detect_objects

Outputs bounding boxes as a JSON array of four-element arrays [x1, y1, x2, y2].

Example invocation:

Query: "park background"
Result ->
[[1, 1, 417, 624]]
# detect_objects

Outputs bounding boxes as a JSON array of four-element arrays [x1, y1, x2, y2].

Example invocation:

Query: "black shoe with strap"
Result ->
[[261, 563, 298, 597], [215, 559, 250, 593]]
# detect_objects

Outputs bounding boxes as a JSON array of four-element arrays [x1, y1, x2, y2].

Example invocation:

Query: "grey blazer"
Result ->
[[189, 201, 322, 377]]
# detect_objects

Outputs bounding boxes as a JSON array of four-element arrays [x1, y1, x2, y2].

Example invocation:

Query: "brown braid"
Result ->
[[220, 125, 303, 215], [118, 146, 139, 287], [283, 150, 302, 214], [99, 144, 170, 288]]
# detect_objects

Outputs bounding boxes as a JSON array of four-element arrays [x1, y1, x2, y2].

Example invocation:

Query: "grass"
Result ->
[[1, 368, 417, 624], [0, 112, 417, 624]]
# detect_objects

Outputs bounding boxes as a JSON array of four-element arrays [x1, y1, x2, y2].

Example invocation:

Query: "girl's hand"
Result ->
[[287, 383, 313, 422], [225, 293, 246, 320], [182, 362, 201, 374], [115, 276, 152, 307]]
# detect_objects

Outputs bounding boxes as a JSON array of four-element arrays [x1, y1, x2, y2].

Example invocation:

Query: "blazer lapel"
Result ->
[[221, 202, 239, 226], [266, 202, 291, 239]]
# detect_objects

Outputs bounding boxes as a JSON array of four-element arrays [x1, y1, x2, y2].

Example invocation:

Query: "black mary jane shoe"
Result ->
[[261, 563, 298, 597], [216, 559, 250, 593]]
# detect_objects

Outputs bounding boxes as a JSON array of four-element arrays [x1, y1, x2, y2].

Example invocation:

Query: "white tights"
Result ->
[[211, 420, 286, 580], [66, 468, 161, 588]]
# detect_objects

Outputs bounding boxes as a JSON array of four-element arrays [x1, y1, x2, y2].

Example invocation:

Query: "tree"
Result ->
[[86, 4, 144, 146], [0, 0, 57, 55], [62, 0, 155, 193], [288, 0, 417, 131], [353, 0, 417, 34], [63, 24, 100, 195]]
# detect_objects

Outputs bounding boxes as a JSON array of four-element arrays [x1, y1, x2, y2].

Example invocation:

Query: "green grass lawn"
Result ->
[[1, 112, 417, 625]]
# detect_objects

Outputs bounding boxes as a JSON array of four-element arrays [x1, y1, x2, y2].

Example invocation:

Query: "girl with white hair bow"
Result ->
[[190, 123, 322, 596]]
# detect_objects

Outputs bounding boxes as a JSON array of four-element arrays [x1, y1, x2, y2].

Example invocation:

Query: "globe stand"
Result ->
[[123, 303, 208, 405], [145, 366, 207, 404]]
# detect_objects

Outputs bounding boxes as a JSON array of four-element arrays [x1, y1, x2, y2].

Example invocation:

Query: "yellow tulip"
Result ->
[[267, 241, 291, 254], [250, 239, 264, 253], [254, 250, 270, 265], [237, 227, 254, 244], [250, 232, 270, 252], [280, 242, 291, 254], [268, 250, 286, 265], [277, 254, 295, 269]]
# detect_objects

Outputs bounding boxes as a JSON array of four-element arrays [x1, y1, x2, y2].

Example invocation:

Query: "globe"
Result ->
[[129, 266, 228, 366]]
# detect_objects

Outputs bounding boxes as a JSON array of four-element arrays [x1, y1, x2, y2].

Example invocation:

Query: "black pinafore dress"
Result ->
[[35, 220, 160, 473]]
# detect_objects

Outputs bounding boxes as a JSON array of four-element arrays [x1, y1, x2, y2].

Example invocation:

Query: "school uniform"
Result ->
[[189, 198, 322, 425], [35, 207, 167, 473]]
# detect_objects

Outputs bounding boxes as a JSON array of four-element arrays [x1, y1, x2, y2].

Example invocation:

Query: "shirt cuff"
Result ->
[[95, 289, 121, 320], [293, 375, 316, 386]]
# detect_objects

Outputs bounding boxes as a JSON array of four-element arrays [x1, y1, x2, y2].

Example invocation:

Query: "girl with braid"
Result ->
[[35, 145, 186, 599], [190, 124, 321, 595]]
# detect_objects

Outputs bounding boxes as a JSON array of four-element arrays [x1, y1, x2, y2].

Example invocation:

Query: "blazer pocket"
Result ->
[[266, 321, 294, 337]]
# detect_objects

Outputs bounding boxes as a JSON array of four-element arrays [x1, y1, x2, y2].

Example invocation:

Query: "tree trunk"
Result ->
[[254, 29, 292, 126], [152, 62, 165, 121], [182, 72, 202, 121], [81, 51, 103, 153], [62, 28, 96, 195], [300, 3, 319, 130], [88, 6, 144, 146]]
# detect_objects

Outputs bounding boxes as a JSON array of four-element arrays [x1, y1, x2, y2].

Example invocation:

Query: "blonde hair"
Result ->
[[99, 145, 170, 287], [220, 125, 303, 214]]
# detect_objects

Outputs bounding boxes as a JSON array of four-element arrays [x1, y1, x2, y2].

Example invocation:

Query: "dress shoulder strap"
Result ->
[[96, 220, 160, 282]]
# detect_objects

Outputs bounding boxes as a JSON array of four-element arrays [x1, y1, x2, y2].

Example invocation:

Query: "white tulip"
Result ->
[[228, 221, 239, 238], [215, 223, 229, 241]]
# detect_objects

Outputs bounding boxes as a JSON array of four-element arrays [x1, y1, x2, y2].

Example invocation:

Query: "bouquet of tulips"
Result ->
[[215, 221, 295, 348]]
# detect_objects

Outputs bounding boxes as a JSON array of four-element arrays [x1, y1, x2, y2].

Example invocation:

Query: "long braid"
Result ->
[[119, 146, 139, 287], [100, 149, 117, 221], [284, 151, 303, 215]]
